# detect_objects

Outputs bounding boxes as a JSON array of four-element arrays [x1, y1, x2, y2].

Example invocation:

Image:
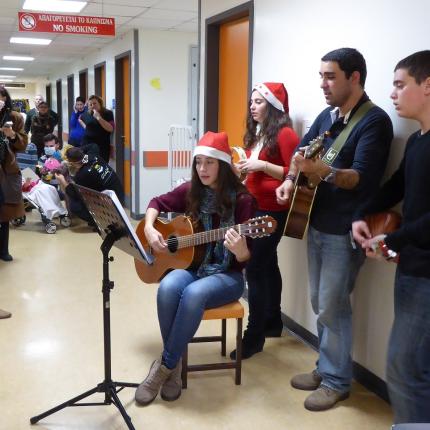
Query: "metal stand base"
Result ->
[[30, 231, 139, 429]]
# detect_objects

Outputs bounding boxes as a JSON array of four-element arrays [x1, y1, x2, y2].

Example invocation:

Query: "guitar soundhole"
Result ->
[[167, 236, 179, 253]]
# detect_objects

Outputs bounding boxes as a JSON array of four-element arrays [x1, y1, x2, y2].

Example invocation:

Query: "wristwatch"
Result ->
[[322, 166, 337, 183]]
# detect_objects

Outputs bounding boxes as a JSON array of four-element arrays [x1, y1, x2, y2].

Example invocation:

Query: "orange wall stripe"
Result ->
[[143, 151, 168, 167]]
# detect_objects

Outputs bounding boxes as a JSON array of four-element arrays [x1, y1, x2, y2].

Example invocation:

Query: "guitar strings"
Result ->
[[162, 221, 268, 249]]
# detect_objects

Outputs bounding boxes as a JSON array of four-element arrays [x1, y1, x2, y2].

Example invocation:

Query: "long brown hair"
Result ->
[[186, 158, 251, 223], [243, 90, 292, 158]]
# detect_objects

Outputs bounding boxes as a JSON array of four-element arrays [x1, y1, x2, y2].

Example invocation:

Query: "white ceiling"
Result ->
[[0, 0, 198, 81]]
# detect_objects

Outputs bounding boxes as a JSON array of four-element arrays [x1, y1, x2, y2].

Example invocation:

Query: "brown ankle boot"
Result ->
[[135, 359, 172, 406], [161, 358, 182, 401], [304, 386, 350, 411], [291, 370, 322, 390]]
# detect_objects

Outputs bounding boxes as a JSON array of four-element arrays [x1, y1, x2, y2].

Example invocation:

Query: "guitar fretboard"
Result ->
[[174, 224, 242, 249]]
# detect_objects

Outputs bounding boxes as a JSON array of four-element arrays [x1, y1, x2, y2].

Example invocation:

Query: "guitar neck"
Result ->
[[177, 224, 240, 249]]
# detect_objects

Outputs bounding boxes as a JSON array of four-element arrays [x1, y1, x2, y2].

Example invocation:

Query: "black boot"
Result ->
[[0, 222, 12, 262], [264, 316, 284, 338], [230, 331, 265, 360]]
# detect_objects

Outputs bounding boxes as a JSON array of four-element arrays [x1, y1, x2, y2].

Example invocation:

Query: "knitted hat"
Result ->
[[253, 82, 289, 113], [193, 131, 231, 164]]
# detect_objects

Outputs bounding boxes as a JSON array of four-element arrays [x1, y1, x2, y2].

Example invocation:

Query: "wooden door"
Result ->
[[115, 54, 131, 207], [218, 17, 249, 147]]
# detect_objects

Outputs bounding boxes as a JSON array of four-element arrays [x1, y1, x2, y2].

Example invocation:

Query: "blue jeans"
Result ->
[[157, 269, 245, 369], [387, 270, 430, 424], [307, 226, 365, 393]]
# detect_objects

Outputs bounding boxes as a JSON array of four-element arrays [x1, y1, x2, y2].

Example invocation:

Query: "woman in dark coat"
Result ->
[[0, 87, 28, 261]]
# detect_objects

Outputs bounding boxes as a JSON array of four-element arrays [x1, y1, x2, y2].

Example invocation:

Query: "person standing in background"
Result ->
[[29, 102, 57, 158], [68, 96, 87, 147], [0, 87, 28, 262], [25, 94, 58, 135], [230, 82, 299, 360], [79, 95, 114, 163]]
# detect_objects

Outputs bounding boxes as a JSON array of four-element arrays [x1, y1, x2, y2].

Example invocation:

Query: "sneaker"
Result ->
[[230, 335, 265, 360], [291, 370, 322, 391], [161, 358, 182, 402], [135, 359, 172, 406], [304, 386, 350, 411]]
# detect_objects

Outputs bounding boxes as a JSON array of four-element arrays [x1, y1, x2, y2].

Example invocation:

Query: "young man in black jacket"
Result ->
[[55, 147, 124, 225], [352, 51, 430, 425]]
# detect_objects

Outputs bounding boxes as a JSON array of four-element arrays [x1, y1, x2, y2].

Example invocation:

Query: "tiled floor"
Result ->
[[0, 210, 393, 429]]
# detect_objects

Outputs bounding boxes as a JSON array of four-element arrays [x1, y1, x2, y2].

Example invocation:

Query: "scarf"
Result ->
[[196, 187, 236, 278]]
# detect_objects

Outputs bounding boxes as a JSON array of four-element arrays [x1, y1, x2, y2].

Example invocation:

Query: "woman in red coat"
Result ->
[[231, 82, 299, 359]]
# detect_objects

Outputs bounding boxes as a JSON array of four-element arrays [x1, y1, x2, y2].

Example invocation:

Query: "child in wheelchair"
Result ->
[[13, 134, 71, 233]]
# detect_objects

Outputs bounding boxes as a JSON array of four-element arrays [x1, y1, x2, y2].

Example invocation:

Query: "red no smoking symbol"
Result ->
[[20, 14, 36, 30]]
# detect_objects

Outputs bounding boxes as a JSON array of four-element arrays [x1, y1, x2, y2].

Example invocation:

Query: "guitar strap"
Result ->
[[322, 101, 375, 166]]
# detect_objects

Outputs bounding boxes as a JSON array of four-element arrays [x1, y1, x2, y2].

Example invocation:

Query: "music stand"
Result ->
[[30, 185, 153, 430]]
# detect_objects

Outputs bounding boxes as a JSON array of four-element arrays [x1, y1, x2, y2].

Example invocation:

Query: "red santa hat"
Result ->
[[253, 82, 289, 113], [193, 131, 231, 164]]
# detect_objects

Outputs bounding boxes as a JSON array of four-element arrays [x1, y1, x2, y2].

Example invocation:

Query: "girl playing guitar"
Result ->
[[135, 131, 256, 406]]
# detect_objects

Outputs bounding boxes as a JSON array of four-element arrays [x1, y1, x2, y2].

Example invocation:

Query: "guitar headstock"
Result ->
[[240, 215, 277, 238], [304, 131, 330, 159]]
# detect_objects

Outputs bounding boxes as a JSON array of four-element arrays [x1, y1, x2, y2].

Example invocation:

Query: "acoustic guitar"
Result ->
[[134, 214, 277, 284], [283, 132, 329, 239]]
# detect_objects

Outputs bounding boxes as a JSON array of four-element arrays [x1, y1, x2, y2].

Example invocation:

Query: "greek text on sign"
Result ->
[[18, 12, 115, 36]]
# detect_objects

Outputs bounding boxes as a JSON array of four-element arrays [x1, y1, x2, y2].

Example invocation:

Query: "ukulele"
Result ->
[[135, 214, 277, 283]]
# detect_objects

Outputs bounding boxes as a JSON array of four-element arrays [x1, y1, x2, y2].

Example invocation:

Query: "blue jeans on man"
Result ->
[[307, 226, 365, 393], [157, 269, 244, 369], [387, 270, 430, 424]]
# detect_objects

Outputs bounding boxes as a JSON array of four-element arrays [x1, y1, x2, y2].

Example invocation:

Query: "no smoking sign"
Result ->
[[20, 14, 36, 30]]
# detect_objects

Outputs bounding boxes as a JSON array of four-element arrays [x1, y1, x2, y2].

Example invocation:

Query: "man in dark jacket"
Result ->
[[25, 95, 58, 134], [29, 102, 58, 157]]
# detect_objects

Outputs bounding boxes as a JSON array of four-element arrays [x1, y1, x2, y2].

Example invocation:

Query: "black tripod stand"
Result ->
[[30, 186, 153, 429]]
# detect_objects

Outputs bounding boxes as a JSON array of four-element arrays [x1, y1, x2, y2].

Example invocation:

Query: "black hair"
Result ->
[[75, 96, 85, 103], [321, 48, 367, 87], [395, 50, 430, 84], [43, 133, 59, 144], [0, 86, 13, 111], [65, 146, 84, 162], [38, 101, 49, 108], [244, 91, 292, 158]]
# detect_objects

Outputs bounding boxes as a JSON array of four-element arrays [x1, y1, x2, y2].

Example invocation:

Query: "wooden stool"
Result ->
[[181, 300, 244, 388]]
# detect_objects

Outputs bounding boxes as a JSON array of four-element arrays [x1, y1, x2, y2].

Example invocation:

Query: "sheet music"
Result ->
[[101, 189, 151, 264]]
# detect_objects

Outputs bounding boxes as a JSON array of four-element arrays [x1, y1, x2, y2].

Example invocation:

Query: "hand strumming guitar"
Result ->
[[352, 220, 372, 246], [144, 207, 167, 253]]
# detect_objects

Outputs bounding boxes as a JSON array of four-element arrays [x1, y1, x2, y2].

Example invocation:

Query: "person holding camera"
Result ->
[[0, 87, 28, 262]]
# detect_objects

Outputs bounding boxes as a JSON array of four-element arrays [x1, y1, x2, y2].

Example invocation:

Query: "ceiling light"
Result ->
[[0, 75, 16, 79], [3, 56, 34, 61], [23, 0, 87, 13], [10, 37, 52, 46], [0, 67, 24, 71], [0, 79, 13, 83]]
